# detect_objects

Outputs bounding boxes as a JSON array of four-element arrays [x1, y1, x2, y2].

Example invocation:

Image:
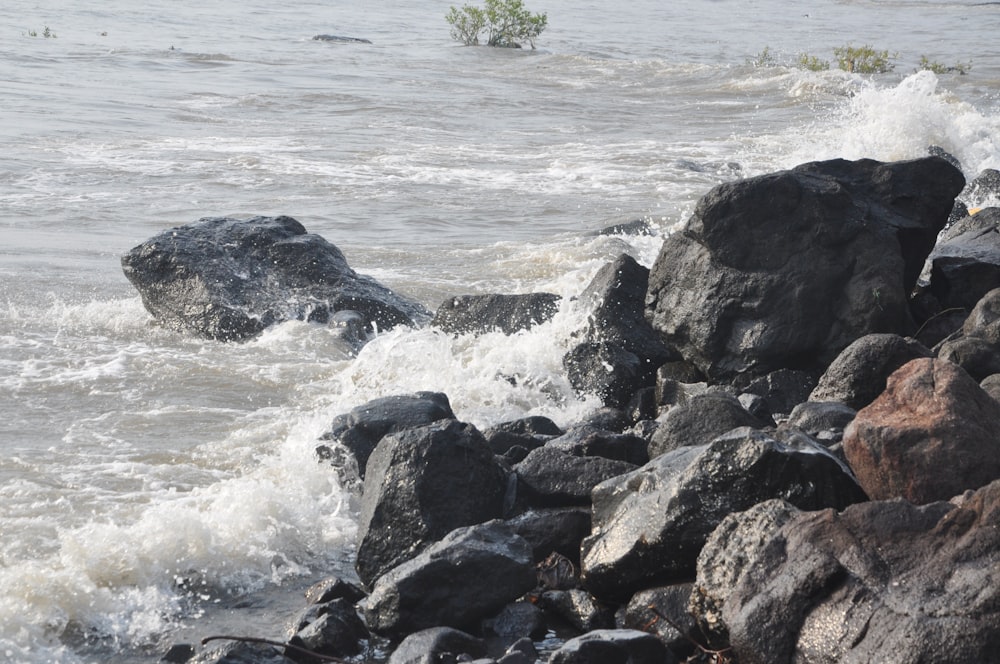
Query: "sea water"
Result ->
[[2, 0, 999, 661]]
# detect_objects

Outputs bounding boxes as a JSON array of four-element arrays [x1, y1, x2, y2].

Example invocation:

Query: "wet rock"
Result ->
[[646, 157, 963, 382], [303, 576, 366, 606], [937, 335, 1000, 381], [286, 598, 368, 660], [546, 426, 649, 465], [982, 373, 1000, 402], [504, 507, 591, 566], [318, 392, 455, 478], [648, 391, 765, 458], [513, 445, 637, 508], [844, 357, 1000, 504], [387, 627, 486, 664], [618, 584, 699, 661], [548, 629, 675, 664], [482, 416, 562, 455], [928, 207, 1000, 311], [356, 420, 510, 588], [565, 254, 678, 407], [188, 641, 292, 664], [161, 644, 195, 663], [784, 401, 856, 438], [595, 218, 655, 236], [580, 428, 867, 601], [364, 521, 536, 639], [538, 589, 615, 632], [962, 167, 1000, 202], [692, 483, 1000, 664], [121, 216, 428, 342], [739, 368, 817, 419], [312, 34, 372, 43], [808, 333, 933, 409], [482, 601, 547, 641], [497, 638, 537, 664], [432, 293, 561, 335]]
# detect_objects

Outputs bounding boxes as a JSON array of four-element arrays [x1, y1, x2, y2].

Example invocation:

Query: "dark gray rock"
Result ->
[[364, 521, 537, 639], [286, 598, 368, 660], [356, 420, 510, 588], [548, 629, 675, 664], [618, 584, 699, 661], [808, 333, 934, 410], [188, 641, 291, 664], [482, 601, 547, 641], [740, 368, 817, 419], [580, 428, 867, 601], [387, 627, 486, 664], [504, 507, 591, 565], [938, 335, 1000, 381], [928, 207, 1000, 312], [513, 445, 637, 508], [595, 218, 655, 236], [319, 392, 455, 479], [538, 589, 615, 633], [546, 426, 649, 465], [982, 373, 1000, 402], [649, 392, 766, 458], [963, 286, 1000, 343], [303, 576, 366, 606], [646, 157, 964, 382], [312, 34, 372, 44], [432, 293, 561, 336], [692, 482, 1000, 664], [497, 638, 537, 664], [482, 416, 562, 455], [563, 341, 645, 410], [121, 216, 428, 342], [962, 167, 1000, 203], [785, 401, 857, 438]]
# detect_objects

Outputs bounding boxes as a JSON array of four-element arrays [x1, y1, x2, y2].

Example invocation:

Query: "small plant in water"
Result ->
[[797, 53, 830, 71], [918, 55, 971, 75], [746, 46, 779, 68], [24, 26, 56, 38], [446, 0, 547, 49], [834, 44, 895, 73]]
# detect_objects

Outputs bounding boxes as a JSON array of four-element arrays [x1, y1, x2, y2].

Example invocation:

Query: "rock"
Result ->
[[618, 584, 699, 661], [648, 392, 766, 458], [580, 428, 867, 601], [364, 521, 537, 639], [303, 576, 366, 606], [356, 420, 510, 588], [286, 598, 368, 660], [538, 589, 615, 632], [387, 627, 486, 664], [739, 368, 817, 419], [504, 507, 591, 566], [482, 416, 562, 455], [121, 216, 428, 342], [692, 483, 1000, 664], [784, 401, 857, 438], [844, 357, 1000, 504], [312, 34, 372, 43], [161, 644, 195, 663], [928, 207, 1000, 311], [937, 335, 1000, 381], [432, 293, 561, 335], [546, 426, 649, 465], [497, 638, 537, 664], [548, 629, 675, 664], [513, 445, 637, 508], [808, 333, 934, 409], [318, 392, 455, 478], [646, 157, 964, 382], [565, 254, 678, 407], [982, 373, 1000, 402], [963, 285, 1000, 344], [962, 167, 1000, 202], [595, 218, 655, 236], [482, 601, 547, 641], [188, 641, 292, 664]]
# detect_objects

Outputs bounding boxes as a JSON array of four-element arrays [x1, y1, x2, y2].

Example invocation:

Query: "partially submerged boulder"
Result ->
[[844, 357, 1000, 504], [432, 293, 560, 336], [646, 157, 964, 381], [580, 428, 866, 601], [692, 484, 1000, 664], [356, 419, 510, 588], [121, 216, 428, 341]]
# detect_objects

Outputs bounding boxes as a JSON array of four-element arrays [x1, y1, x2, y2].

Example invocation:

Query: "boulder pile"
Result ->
[[147, 155, 1000, 664]]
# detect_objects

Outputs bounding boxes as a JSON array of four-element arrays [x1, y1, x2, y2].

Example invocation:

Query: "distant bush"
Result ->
[[24, 26, 56, 38], [746, 46, 778, 68], [797, 53, 830, 71], [446, 0, 547, 49], [834, 44, 896, 73], [919, 56, 971, 75]]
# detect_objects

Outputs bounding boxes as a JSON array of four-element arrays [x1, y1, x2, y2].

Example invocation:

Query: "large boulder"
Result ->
[[928, 207, 1000, 311], [808, 333, 934, 410], [843, 357, 1000, 504], [431, 293, 560, 335], [513, 446, 637, 508], [319, 392, 455, 478], [121, 215, 428, 341], [692, 484, 1000, 664], [646, 157, 964, 382], [580, 428, 866, 601], [363, 521, 537, 639], [649, 391, 766, 458], [564, 254, 677, 407], [356, 420, 510, 588]]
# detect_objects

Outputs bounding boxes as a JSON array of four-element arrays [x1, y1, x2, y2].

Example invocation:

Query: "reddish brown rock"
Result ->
[[844, 357, 1000, 504]]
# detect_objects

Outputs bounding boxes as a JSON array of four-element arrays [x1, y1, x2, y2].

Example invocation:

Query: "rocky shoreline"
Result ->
[[129, 154, 1000, 664]]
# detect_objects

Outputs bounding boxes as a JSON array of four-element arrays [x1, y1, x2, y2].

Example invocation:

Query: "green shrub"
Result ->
[[446, 0, 547, 49], [24, 26, 56, 38], [746, 46, 778, 68], [834, 44, 895, 73], [919, 56, 971, 75], [797, 53, 830, 71]]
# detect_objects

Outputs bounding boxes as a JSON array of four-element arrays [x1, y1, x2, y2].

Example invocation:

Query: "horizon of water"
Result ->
[[2, 1, 1000, 661]]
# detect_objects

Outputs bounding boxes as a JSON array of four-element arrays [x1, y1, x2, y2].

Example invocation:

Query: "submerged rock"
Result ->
[[121, 215, 428, 342], [432, 293, 561, 335], [646, 157, 964, 381]]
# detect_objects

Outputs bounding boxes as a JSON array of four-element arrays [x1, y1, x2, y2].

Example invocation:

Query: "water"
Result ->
[[2, 0, 999, 661]]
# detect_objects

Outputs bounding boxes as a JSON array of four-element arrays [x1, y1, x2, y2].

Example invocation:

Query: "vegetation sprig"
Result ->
[[446, 0, 547, 49]]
